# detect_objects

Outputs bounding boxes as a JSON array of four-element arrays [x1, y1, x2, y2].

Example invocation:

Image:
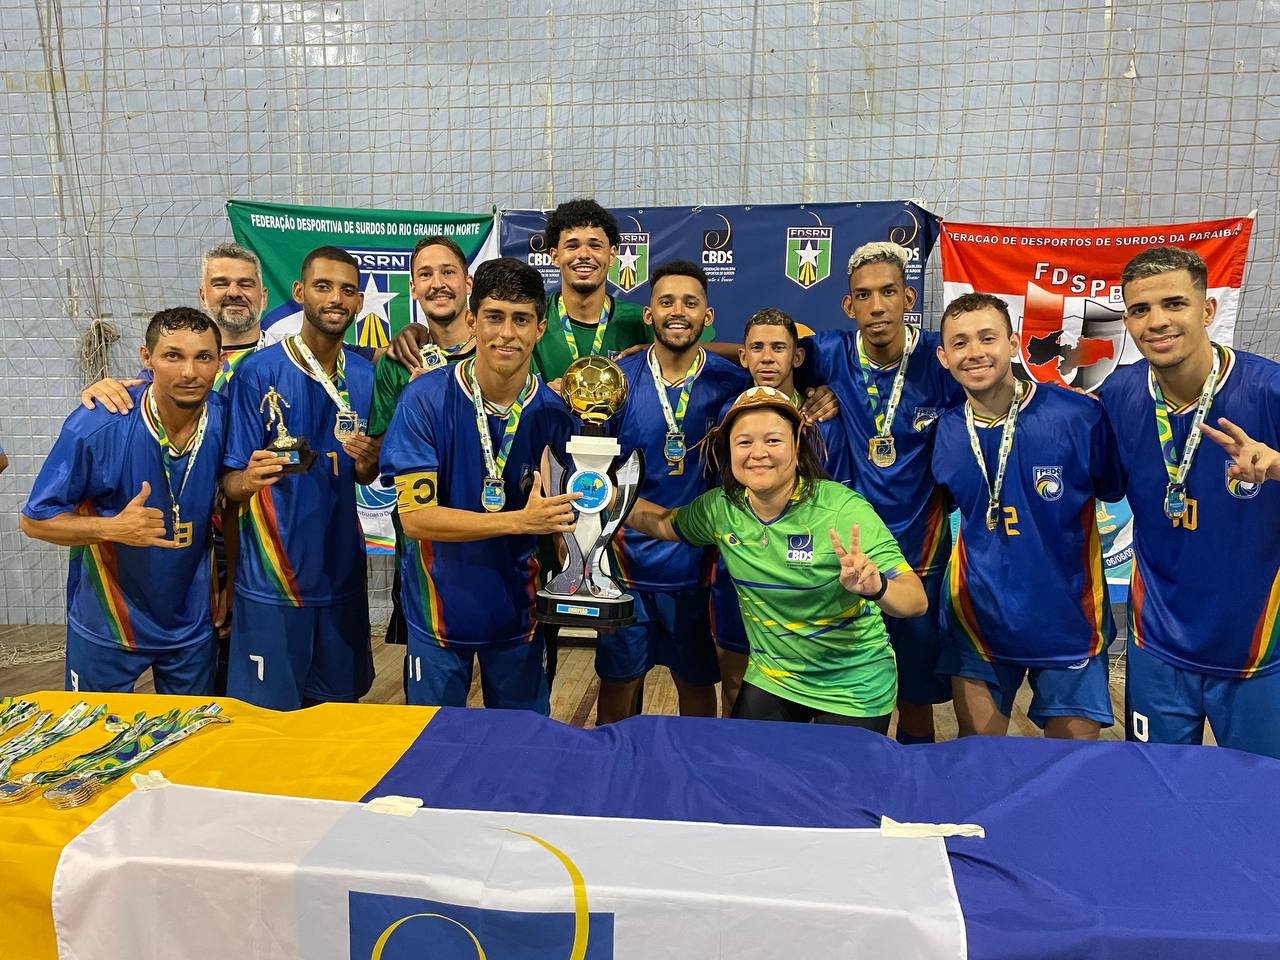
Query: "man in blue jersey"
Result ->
[[932, 293, 1124, 739], [1102, 246, 1280, 758], [799, 241, 964, 743], [222, 246, 380, 710], [380, 257, 580, 713], [598, 260, 750, 723], [710, 307, 855, 715], [76, 243, 273, 693], [20, 307, 260, 695]]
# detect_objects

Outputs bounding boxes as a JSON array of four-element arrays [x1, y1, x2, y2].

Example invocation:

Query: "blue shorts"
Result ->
[[1126, 640, 1280, 759], [885, 568, 950, 705], [227, 594, 373, 710], [939, 645, 1114, 728], [406, 634, 549, 715], [597, 588, 719, 685], [710, 577, 749, 655], [66, 625, 215, 696]]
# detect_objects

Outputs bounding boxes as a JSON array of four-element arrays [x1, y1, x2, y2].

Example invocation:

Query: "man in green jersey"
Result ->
[[628, 388, 926, 728], [533, 198, 652, 386]]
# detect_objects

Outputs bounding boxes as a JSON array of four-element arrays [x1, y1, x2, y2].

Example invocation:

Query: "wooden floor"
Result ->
[[0, 624, 1136, 739]]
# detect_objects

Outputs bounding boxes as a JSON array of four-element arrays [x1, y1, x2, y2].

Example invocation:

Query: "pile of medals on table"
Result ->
[[0, 698, 229, 808]]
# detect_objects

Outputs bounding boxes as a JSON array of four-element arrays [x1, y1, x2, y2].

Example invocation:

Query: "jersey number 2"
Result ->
[[1002, 506, 1020, 537]]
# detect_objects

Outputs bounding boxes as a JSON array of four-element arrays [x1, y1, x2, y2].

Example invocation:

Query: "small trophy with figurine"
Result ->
[[260, 386, 315, 474]]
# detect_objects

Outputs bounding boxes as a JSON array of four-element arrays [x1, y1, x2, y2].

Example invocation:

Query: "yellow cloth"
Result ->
[[0, 690, 435, 960]]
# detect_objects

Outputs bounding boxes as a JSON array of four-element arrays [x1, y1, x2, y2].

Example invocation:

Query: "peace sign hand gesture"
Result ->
[[829, 524, 884, 598], [1198, 417, 1280, 485]]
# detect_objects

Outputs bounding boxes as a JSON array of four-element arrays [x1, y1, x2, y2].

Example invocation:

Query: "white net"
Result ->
[[1, 0, 1276, 626]]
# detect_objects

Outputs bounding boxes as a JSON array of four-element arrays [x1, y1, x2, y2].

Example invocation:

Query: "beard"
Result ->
[[216, 310, 258, 337], [653, 323, 703, 353], [565, 269, 604, 295], [303, 305, 352, 337]]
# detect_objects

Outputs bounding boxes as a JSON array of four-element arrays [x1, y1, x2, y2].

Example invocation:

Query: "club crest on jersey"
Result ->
[[784, 226, 832, 288], [786, 533, 814, 565], [608, 229, 650, 293], [912, 407, 940, 431], [1034, 466, 1064, 501], [1226, 461, 1261, 500]]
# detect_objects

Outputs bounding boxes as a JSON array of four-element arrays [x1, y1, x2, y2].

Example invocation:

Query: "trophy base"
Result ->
[[535, 590, 634, 631], [267, 441, 316, 475]]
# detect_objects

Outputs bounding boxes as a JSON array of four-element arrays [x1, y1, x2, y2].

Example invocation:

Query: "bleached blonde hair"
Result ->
[[846, 241, 910, 283]]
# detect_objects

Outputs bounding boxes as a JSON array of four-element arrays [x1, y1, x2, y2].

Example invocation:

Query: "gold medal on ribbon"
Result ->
[[868, 436, 897, 468]]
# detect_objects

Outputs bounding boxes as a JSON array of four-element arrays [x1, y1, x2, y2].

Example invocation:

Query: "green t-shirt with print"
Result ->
[[532, 294, 651, 383], [368, 344, 476, 439], [673, 479, 911, 717]]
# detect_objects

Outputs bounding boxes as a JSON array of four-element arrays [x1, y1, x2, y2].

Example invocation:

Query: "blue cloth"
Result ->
[[366, 709, 1280, 960]]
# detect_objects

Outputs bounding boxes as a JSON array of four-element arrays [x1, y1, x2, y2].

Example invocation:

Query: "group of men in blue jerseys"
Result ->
[[20, 198, 1280, 760]]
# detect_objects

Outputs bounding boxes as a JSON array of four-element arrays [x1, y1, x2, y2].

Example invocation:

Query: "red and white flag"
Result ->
[[939, 216, 1254, 389]]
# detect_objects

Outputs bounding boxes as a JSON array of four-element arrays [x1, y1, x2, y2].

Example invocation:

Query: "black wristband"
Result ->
[[860, 571, 888, 602]]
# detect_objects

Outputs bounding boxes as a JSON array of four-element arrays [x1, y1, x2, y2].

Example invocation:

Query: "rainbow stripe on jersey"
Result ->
[[241, 487, 303, 606], [72, 516, 136, 650]]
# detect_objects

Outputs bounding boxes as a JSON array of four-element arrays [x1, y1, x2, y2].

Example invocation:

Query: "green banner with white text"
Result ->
[[226, 199, 495, 351]]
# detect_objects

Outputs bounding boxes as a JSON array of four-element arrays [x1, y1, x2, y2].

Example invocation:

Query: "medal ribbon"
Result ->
[[213, 344, 257, 392], [41, 704, 229, 809], [288, 335, 352, 411], [464, 358, 535, 481], [0, 702, 106, 778], [0, 698, 38, 738], [856, 325, 918, 436], [555, 294, 611, 362], [144, 385, 209, 528], [1151, 343, 1222, 491], [964, 379, 1027, 520], [648, 346, 706, 437], [440, 335, 475, 356]]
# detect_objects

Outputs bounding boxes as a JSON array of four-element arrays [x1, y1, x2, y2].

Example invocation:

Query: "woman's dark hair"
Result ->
[[710, 411, 829, 508]]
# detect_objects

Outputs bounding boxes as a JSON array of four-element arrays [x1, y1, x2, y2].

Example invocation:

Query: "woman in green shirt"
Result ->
[[627, 386, 927, 731]]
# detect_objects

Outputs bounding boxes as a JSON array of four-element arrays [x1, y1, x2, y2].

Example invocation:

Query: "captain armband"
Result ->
[[395, 472, 438, 513]]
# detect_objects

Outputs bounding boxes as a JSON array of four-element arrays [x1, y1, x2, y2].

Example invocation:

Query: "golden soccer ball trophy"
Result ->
[[562, 355, 629, 427], [536, 356, 642, 630]]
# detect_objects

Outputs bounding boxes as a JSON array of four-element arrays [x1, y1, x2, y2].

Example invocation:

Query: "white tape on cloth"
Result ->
[[881, 815, 986, 839], [364, 794, 423, 817]]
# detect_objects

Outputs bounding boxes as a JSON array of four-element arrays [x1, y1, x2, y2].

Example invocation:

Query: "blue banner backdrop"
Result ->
[[500, 201, 940, 341]]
